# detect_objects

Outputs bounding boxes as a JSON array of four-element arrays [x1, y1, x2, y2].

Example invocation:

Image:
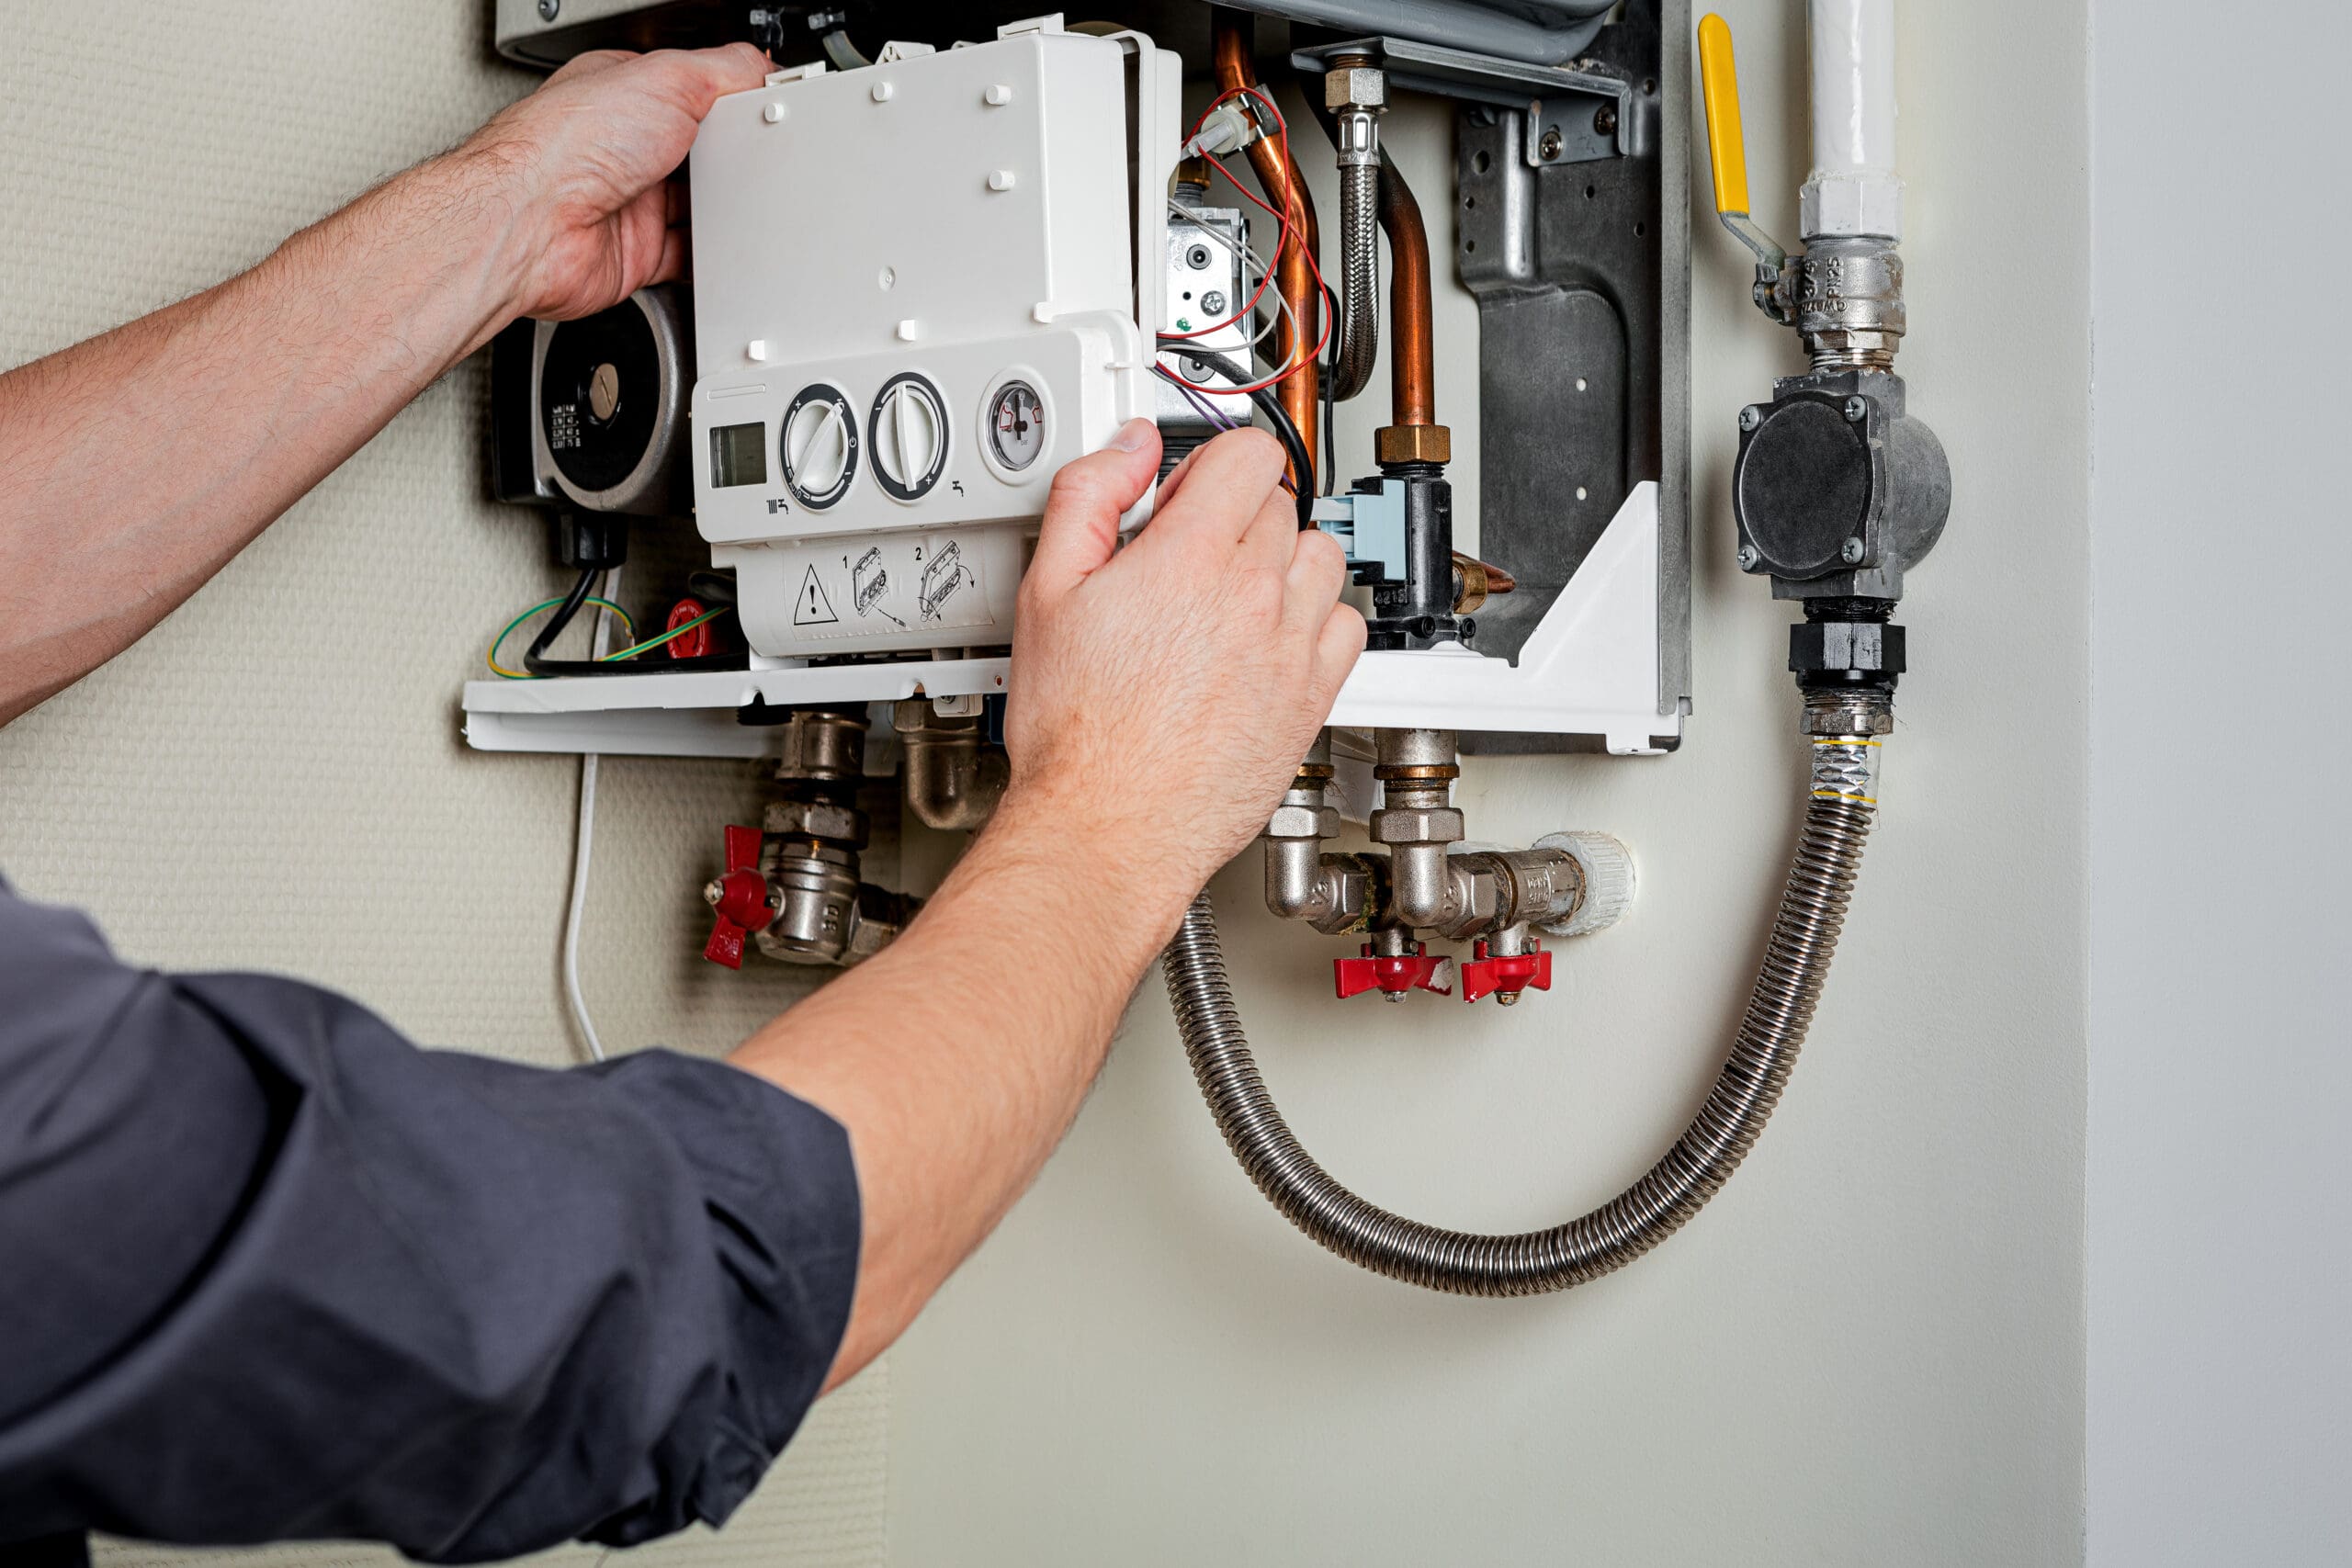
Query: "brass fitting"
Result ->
[[1375, 423, 1452, 466]]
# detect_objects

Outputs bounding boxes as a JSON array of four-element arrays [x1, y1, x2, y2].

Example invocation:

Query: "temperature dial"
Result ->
[[781, 382, 859, 509], [988, 380, 1046, 473], [869, 372, 950, 502]]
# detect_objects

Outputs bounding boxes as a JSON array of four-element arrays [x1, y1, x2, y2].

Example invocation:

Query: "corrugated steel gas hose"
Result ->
[[1160, 729, 1881, 1294], [1329, 157, 1381, 402]]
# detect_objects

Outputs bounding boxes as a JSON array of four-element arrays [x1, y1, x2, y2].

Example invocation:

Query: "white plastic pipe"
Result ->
[[1802, 0, 1903, 242]]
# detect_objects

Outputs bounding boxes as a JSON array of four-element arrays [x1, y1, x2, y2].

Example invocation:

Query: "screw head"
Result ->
[[703, 879, 725, 908], [1593, 104, 1619, 136], [1844, 396, 1869, 423], [1738, 404, 1762, 432], [1840, 536, 1867, 565], [1538, 128, 1564, 161], [537, 0, 559, 18], [1201, 290, 1227, 316], [1736, 544, 1760, 570]]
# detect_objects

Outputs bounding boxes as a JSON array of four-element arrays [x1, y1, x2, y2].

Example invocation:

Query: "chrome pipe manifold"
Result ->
[[1262, 728, 1633, 1004]]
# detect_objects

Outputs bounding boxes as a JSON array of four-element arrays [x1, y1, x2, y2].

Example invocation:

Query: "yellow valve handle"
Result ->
[[1698, 13, 1750, 217], [1697, 13, 1786, 272]]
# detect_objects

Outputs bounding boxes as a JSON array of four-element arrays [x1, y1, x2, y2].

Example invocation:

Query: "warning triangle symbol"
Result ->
[[792, 564, 840, 626]]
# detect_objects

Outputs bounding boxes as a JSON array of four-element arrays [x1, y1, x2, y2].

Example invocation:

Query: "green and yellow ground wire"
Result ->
[[486, 597, 731, 680]]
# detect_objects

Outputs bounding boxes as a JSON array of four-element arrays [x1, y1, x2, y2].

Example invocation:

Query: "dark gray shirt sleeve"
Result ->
[[0, 878, 861, 1563]]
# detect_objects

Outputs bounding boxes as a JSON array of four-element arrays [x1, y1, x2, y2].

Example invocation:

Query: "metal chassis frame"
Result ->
[[1301, 0, 1691, 753]]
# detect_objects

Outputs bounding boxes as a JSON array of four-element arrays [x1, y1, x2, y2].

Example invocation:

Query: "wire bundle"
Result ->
[[486, 568, 736, 680], [1157, 85, 1340, 508]]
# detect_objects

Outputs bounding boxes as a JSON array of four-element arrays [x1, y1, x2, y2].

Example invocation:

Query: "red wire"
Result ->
[[1160, 87, 1287, 343], [1155, 85, 1336, 397]]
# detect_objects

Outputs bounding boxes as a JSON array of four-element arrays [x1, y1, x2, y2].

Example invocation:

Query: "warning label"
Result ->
[[792, 564, 840, 626]]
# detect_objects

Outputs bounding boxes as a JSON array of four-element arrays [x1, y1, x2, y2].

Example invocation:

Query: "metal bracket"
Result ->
[[1291, 35, 1629, 117], [1453, 0, 1688, 750], [1522, 90, 1628, 168], [1291, 36, 1629, 169]]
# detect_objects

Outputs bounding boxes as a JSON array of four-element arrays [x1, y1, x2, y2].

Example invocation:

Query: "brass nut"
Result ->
[[1375, 423, 1453, 465], [1368, 806, 1465, 846]]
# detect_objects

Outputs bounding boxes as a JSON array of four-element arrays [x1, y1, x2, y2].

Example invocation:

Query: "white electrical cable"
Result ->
[[560, 568, 619, 1064]]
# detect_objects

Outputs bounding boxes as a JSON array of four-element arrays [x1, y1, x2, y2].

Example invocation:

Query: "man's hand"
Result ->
[[738, 420, 1362, 1391], [0, 45, 765, 723], [1001, 420, 1365, 913], [456, 44, 772, 322]]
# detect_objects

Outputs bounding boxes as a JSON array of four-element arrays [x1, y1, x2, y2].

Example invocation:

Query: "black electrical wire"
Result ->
[[524, 566, 746, 677], [1321, 342, 1338, 497], [1155, 341, 1315, 528]]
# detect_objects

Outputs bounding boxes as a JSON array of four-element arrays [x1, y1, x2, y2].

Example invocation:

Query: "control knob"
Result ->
[[870, 372, 949, 501]]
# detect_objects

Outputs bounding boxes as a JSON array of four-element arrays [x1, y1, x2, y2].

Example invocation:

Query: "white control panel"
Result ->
[[687, 22, 1177, 659]]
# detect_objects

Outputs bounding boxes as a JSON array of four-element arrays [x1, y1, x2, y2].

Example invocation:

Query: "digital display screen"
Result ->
[[709, 422, 769, 489]]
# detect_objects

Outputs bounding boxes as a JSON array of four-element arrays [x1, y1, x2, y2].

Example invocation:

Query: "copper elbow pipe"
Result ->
[[1212, 12, 1320, 491], [1379, 158, 1437, 433]]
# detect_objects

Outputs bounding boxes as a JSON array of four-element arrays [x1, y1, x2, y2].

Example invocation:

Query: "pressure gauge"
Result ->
[[781, 382, 859, 509], [987, 380, 1047, 473], [870, 372, 950, 502]]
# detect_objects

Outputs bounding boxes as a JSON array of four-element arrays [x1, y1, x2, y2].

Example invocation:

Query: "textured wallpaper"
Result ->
[[0, 2, 887, 1562]]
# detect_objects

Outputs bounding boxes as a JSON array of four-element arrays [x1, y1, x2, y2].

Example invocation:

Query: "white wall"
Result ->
[[0, 0, 2113, 1562], [2086, 1, 2352, 1561], [0, 4, 887, 1563], [885, 3, 2093, 1562]]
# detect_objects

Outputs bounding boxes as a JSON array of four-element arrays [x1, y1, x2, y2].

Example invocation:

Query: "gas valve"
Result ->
[[1266, 729, 1633, 1003], [702, 825, 775, 969], [1459, 937, 1553, 1005], [701, 705, 922, 971], [1334, 940, 1455, 1001], [1699, 12, 1949, 604]]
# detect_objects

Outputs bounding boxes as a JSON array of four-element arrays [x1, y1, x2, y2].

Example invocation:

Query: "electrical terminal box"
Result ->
[[687, 22, 1177, 659]]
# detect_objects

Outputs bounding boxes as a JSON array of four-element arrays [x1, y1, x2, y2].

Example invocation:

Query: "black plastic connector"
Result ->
[[1363, 463, 1466, 651], [1790, 595, 1905, 693], [550, 512, 629, 572]]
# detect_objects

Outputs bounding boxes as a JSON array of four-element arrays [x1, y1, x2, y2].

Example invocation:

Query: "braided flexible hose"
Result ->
[[1161, 769, 1875, 1295], [1329, 162, 1382, 403]]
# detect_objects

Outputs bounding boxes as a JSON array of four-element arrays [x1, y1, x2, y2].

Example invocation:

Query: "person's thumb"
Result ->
[[1022, 420, 1160, 602]]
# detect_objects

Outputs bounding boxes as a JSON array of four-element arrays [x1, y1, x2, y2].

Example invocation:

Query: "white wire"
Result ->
[[561, 568, 618, 1064], [1251, 267, 1298, 350]]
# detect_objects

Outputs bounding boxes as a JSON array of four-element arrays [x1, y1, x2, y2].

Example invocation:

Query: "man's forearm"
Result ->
[[731, 797, 1193, 1390], [0, 150, 523, 723]]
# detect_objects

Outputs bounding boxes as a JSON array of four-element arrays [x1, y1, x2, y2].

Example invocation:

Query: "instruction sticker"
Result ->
[[775, 536, 990, 643]]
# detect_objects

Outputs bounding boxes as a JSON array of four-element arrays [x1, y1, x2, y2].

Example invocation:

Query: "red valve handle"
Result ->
[[1459, 940, 1553, 1003], [703, 826, 772, 970], [665, 597, 715, 660], [1334, 942, 1454, 999]]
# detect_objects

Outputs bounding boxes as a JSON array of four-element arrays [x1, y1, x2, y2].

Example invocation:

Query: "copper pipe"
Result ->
[[1213, 11, 1319, 491], [1379, 157, 1437, 432]]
